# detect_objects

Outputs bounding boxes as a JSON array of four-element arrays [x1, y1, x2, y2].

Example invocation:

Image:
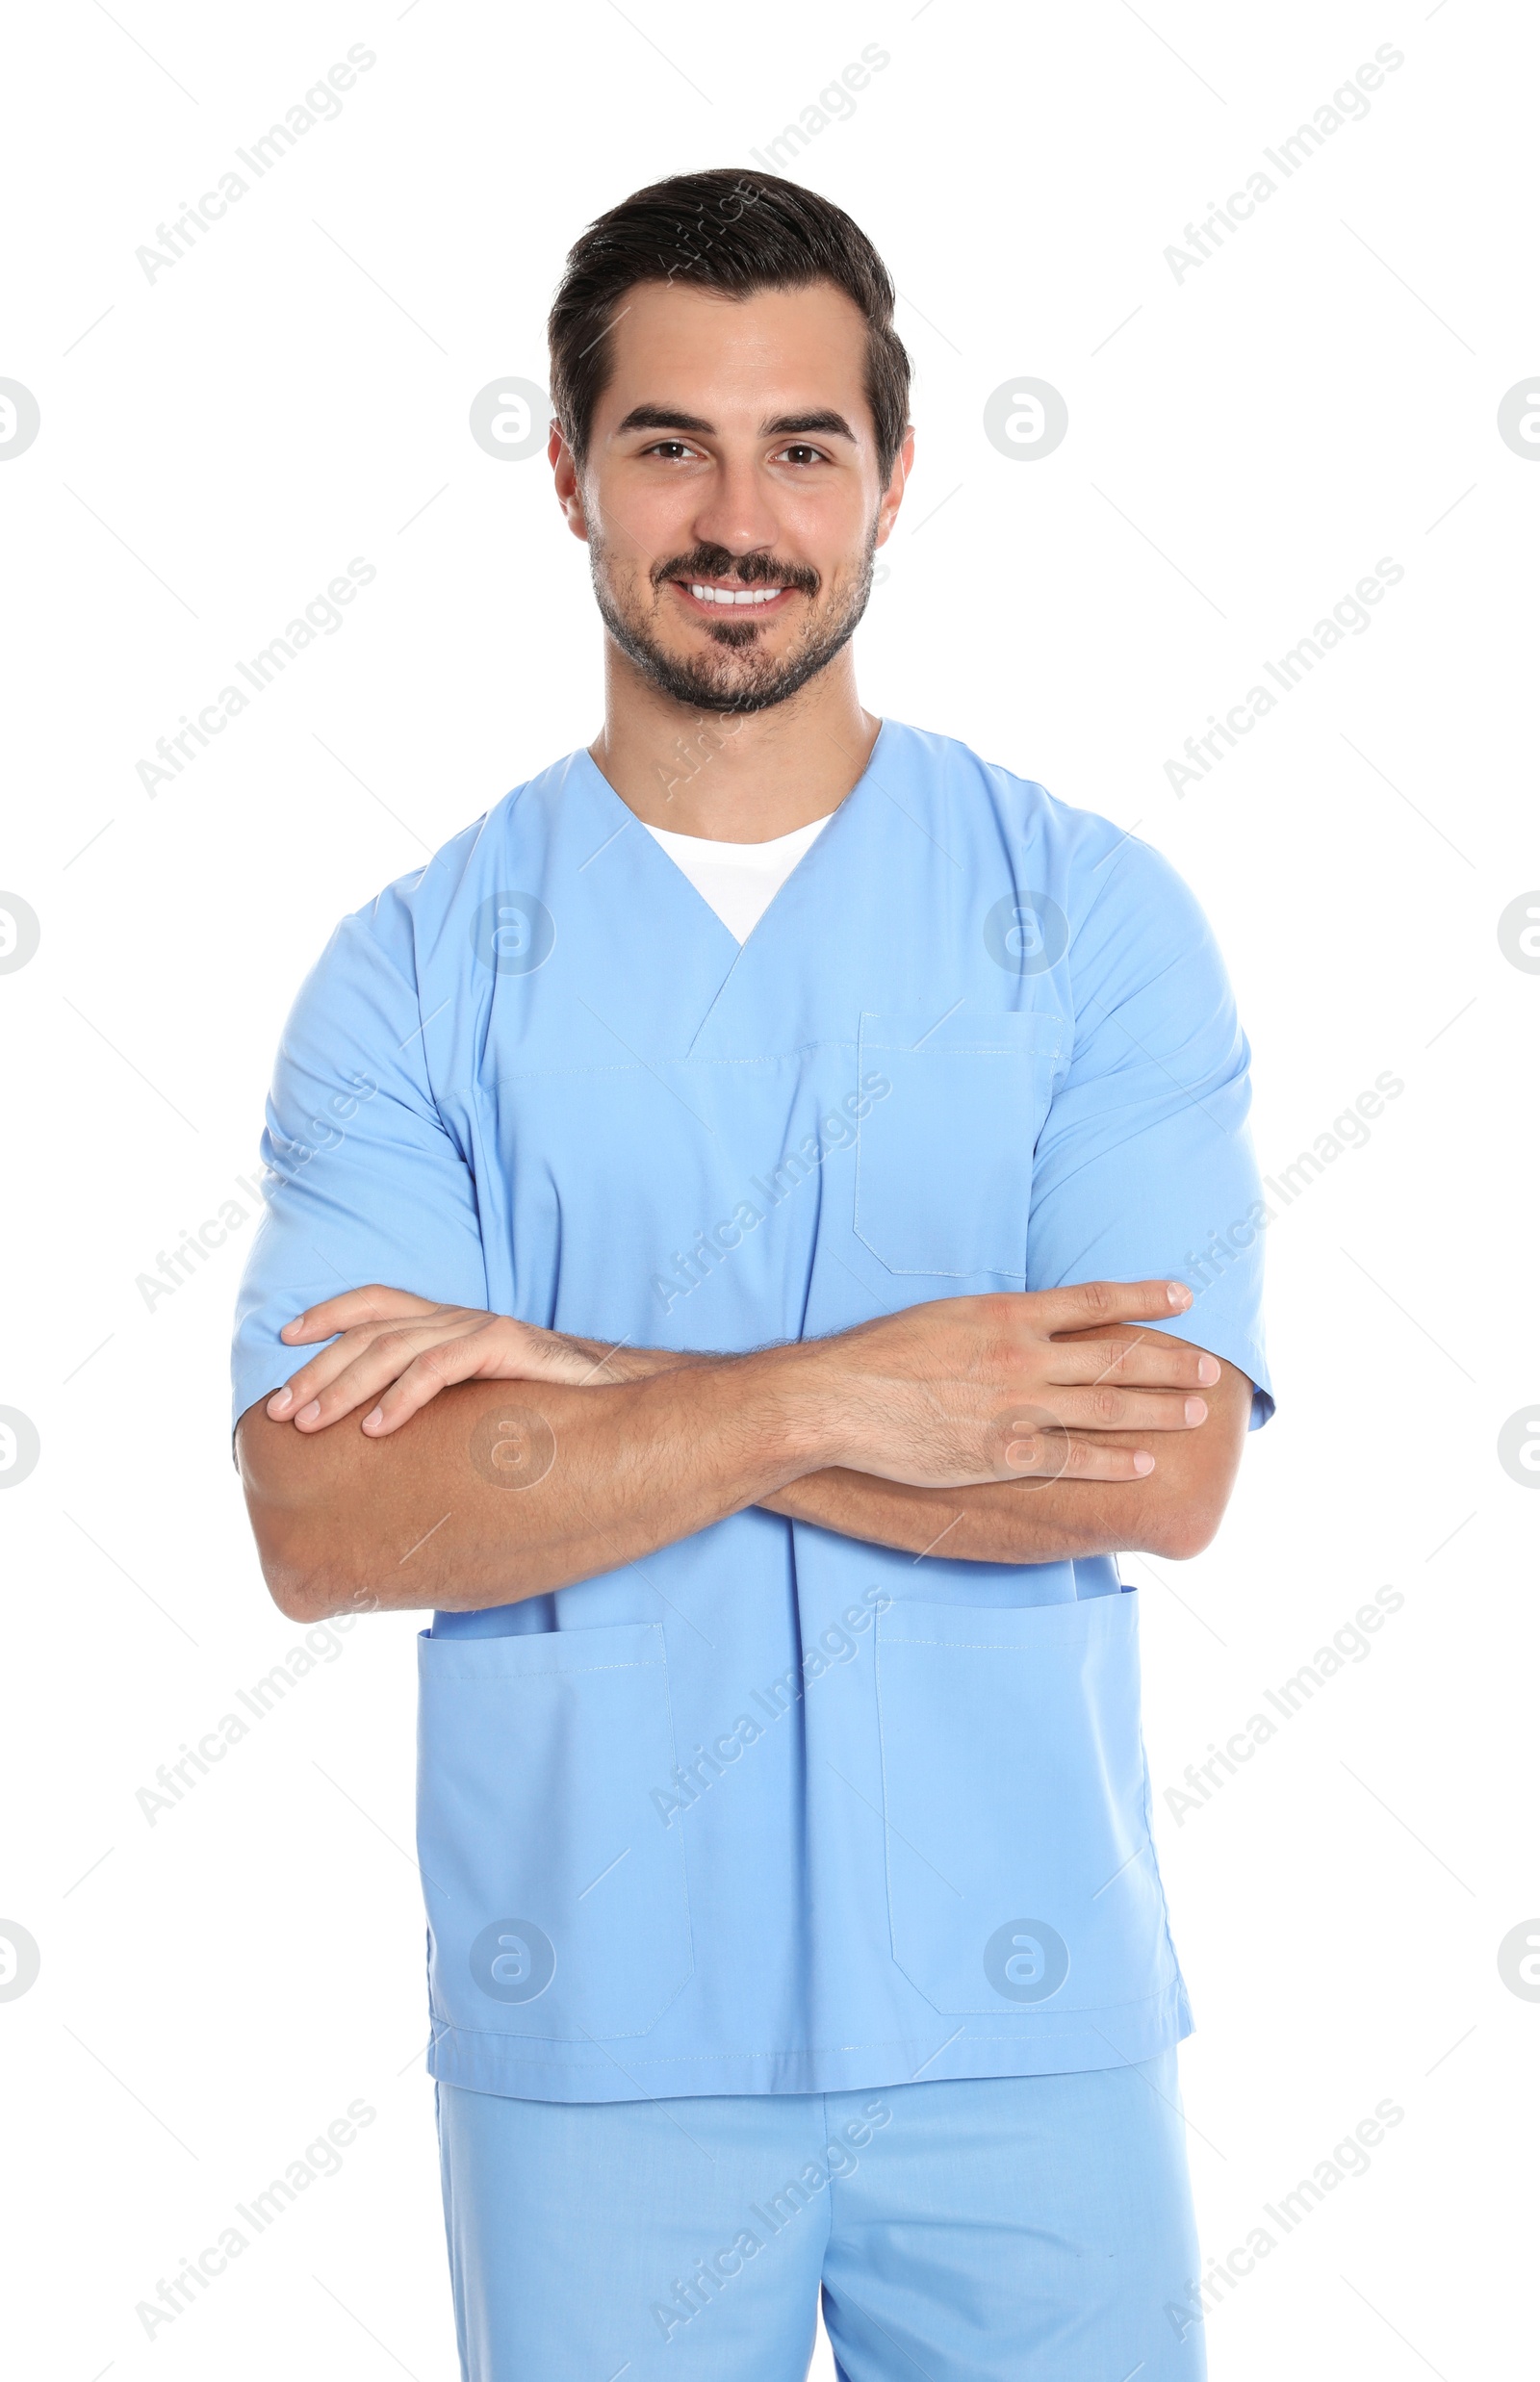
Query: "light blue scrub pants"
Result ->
[[436, 2054, 1205, 2379]]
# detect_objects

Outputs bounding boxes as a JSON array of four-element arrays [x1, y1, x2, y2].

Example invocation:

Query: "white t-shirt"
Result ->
[[640, 813, 835, 943]]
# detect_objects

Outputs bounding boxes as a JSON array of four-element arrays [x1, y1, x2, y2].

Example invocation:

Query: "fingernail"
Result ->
[[1184, 1397, 1207, 1423], [1133, 1450, 1155, 1474], [1197, 1356, 1219, 1384], [268, 1388, 293, 1414], [1167, 1282, 1192, 1308], [363, 1406, 383, 1431], [296, 1399, 321, 1425]]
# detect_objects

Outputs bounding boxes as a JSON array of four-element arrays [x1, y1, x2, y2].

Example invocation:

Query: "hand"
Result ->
[[793, 1278, 1219, 1490], [265, 1288, 637, 1435]]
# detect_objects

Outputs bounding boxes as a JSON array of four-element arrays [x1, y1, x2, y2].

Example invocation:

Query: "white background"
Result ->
[[2, 1, 1536, 2375]]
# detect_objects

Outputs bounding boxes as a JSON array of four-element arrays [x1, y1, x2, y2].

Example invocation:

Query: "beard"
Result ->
[[589, 526, 878, 714]]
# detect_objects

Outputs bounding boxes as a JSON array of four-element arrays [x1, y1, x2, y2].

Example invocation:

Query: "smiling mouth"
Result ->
[[666, 576, 800, 621], [687, 582, 784, 605]]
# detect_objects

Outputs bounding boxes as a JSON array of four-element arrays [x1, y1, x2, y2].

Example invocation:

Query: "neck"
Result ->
[[588, 641, 879, 842]]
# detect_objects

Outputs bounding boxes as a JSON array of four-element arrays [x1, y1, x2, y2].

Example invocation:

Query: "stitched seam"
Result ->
[[425, 1989, 1184, 2060], [860, 1039, 1063, 1059], [453, 1043, 862, 1087], [424, 1657, 663, 1677], [878, 1633, 1118, 1651]]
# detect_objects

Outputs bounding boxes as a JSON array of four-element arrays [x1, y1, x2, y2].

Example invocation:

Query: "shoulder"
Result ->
[[887, 719, 1211, 945], [309, 751, 582, 991]]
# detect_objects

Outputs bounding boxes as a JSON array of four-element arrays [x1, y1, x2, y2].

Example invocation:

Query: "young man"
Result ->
[[235, 171, 1271, 2380]]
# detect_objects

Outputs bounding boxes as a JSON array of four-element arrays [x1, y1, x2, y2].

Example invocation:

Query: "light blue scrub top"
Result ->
[[232, 721, 1274, 2105]]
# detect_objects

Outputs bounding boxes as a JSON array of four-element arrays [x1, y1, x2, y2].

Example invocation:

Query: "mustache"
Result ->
[[653, 546, 820, 598]]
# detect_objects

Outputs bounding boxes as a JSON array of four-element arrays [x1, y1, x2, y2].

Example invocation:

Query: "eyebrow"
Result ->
[[613, 405, 858, 443]]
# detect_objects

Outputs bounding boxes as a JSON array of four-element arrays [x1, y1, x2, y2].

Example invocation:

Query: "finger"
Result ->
[[361, 1339, 503, 1436], [1027, 1279, 1193, 1334], [280, 1286, 442, 1344], [998, 1428, 1157, 1483], [280, 1325, 459, 1429], [1045, 1337, 1221, 1390], [268, 1324, 441, 1410], [1027, 1386, 1210, 1434]]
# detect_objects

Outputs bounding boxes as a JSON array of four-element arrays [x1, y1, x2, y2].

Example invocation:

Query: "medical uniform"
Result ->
[[233, 721, 1271, 2374]]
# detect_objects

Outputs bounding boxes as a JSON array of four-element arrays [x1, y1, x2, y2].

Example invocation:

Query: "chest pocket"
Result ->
[[854, 1010, 1065, 1278]]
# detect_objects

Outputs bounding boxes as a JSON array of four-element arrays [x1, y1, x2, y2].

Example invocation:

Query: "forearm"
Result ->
[[239, 1351, 824, 1621], [425, 1333, 1175, 1563], [559, 1346, 1161, 1559], [244, 1287, 1245, 1613], [568, 1336, 1244, 1564], [759, 1365, 1251, 1565], [760, 1454, 1175, 1564]]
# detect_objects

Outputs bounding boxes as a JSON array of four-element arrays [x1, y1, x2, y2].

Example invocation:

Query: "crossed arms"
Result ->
[[236, 1279, 1252, 1623]]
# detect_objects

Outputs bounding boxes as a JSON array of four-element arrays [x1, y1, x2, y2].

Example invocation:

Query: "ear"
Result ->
[[550, 423, 590, 544], [874, 425, 915, 549]]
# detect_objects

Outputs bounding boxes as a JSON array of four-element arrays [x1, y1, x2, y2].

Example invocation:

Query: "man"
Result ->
[[235, 170, 1272, 2380]]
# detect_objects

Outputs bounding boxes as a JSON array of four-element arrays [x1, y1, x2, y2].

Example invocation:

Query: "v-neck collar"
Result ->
[[569, 718, 892, 962]]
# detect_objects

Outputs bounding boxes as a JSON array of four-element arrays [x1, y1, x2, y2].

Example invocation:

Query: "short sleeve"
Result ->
[[1025, 836, 1275, 1428], [230, 889, 488, 1435]]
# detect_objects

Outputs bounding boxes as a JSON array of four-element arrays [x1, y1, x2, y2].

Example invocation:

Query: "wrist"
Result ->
[[737, 1339, 854, 1477], [595, 1344, 719, 1384]]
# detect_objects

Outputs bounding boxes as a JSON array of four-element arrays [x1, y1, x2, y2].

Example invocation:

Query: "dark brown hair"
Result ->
[[547, 168, 911, 478]]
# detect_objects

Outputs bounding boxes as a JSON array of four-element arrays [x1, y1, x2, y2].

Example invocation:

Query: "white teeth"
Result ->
[[687, 583, 784, 605]]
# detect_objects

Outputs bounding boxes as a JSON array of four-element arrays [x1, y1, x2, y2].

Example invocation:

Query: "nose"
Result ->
[[687, 448, 781, 566]]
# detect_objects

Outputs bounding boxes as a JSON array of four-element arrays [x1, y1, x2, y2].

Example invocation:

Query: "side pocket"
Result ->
[[854, 1009, 1063, 1277], [417, 1622, 692, 2042], [875, 1595, 1178, 2017]]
